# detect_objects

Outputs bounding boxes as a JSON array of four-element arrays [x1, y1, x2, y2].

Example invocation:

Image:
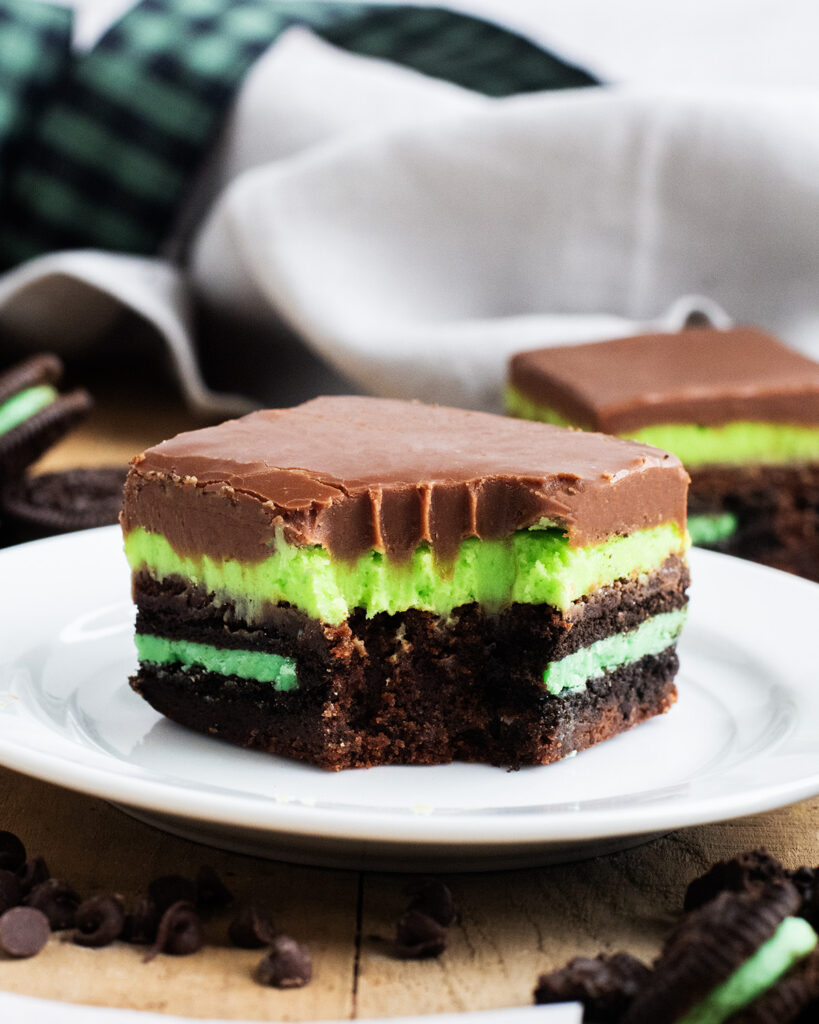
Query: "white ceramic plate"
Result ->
[[1, 526, 817, 871], [0, 992, 579, 1024]]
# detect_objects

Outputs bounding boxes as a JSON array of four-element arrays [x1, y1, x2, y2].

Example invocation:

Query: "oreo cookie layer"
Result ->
[[622, 883, 803, 1024]]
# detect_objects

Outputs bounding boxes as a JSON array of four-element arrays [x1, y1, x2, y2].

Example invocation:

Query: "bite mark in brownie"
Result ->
[[123, 397, 689, 769]]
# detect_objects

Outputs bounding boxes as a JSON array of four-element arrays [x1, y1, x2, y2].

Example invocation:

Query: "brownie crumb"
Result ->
[[535, 953, 651, 1022], [73, 895, 125, 948], [228, 904, 277, 949], [145, 901, 203, 961], [255, 936, 312, 988], [0, 870, 21, 914], [25, 879, 81, 931], [0, 832, 26, 873], [405, 879, 456, 927], [0, 907, 50, 958], [394, 909, 447, 959]]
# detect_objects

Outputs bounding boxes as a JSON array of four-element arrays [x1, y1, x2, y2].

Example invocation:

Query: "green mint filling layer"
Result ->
[[0, 384, 57, 436], [627, 422, 819, 468], [543, 608, 687, 695], [505, 384, 819, 467], [136, 611, 684, 699], [677, 916, 818, 1024], [135, 634, 298, 691], [124, 522, 688, 626], [505, 385, 575, 428], [687, 512, 738, 547]]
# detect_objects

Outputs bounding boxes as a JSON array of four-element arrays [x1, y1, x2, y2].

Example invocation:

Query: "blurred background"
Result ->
[[1, 0, 818, 456]]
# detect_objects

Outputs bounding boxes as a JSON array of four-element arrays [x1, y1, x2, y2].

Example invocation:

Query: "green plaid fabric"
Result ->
[[0, 0, 71, 194], [0, 0, 596, 269]]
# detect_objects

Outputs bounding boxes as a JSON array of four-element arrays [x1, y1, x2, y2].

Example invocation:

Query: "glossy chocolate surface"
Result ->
[[122, 397, 687, 561], [510, 328, 819, 432]]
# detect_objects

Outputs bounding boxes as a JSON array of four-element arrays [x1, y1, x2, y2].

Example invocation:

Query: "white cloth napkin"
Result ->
[[3, 7, 819, 414]]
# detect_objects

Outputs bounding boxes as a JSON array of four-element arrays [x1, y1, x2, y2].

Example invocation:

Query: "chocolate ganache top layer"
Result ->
[[510, 327, 819, 433], [122, 397, 688, 562]]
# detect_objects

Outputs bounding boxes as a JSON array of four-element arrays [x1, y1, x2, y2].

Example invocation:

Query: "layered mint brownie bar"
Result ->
[[508, 327, 819, 581], [122, 397, 689, 770]]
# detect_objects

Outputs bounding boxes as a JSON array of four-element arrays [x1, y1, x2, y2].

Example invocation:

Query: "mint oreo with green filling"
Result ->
[[0, 355, 92, 481], [0, 466, 127, 543], [508, 327, 819, 582], [621, 882, 817, 1024], [122, 396, 690, 770]]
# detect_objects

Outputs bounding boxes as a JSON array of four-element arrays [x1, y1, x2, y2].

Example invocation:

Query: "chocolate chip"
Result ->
[[145, 901, 202, 961], [195, 866, 233, 912], [0, 907, 50, 958], [394, 909, 447, 959], [122, 898, 160, 945], [147, 875, 196, 915], [25, 879, 81, 930], [0, 832, 25, 872], [405, 879, 456, 927], [0, 870, 21, 913], [73, 895, 125, 948], [16, 857, 49, 896], [255, 936, 312, 988], [228, 904, 277, 949]]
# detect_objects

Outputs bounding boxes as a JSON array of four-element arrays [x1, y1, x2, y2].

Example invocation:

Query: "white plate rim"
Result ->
[[1, 526, 818, 850]]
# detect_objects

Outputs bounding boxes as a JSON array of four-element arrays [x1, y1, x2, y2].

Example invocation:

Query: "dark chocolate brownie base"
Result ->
[[130, 560, 686, 769], [132, 650, 678, 770], [688, 462, 819, 582]]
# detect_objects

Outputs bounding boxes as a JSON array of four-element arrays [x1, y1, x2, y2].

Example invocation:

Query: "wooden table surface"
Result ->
[[2, 380, 817, 1021]]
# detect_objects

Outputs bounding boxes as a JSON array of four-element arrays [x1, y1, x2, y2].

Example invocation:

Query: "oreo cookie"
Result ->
[[621, 881, 812, 1024], [0, 466, 128, 543], [729, 949, 819, 1023], [0, 355, 92, 480], [534, 874, 819, 1024], [534, 952, 651, 1022], [684, 849, 791, 912]]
